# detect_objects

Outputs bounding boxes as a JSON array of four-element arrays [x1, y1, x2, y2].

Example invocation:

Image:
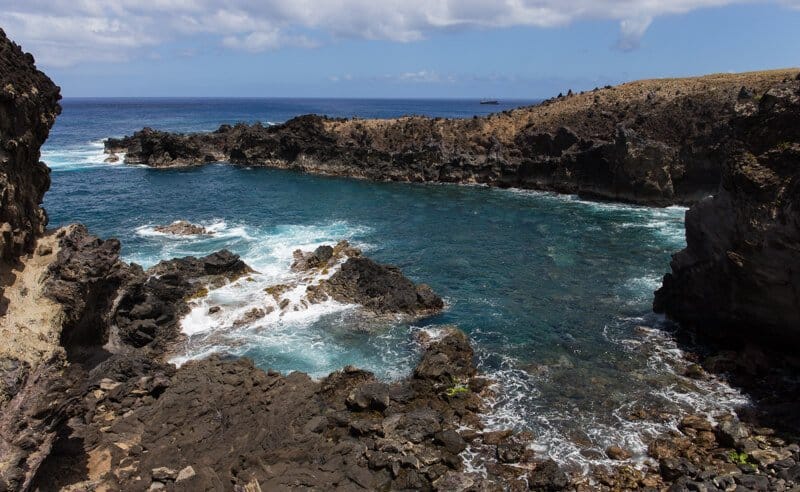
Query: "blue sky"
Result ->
[[2, 1, 799, 98]]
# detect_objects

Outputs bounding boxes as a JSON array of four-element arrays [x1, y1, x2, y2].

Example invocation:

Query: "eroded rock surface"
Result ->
[[153, 220, 211, 236], [655, 77, 800, 352], [105, 70, 797, 206], [0, 29, 61, 266], [260, 240, 443, 318], [36, 329, 548, 491]]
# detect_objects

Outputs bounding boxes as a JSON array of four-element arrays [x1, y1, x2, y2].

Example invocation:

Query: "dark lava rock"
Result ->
[[153, 220, 210, 236], [346, 381, 390, 411], [106, 71, 799, 207], [413, 329, 476, 384], [716, 419, 751, 448], [44, 225, 131, 361], [655, 77, 800, 353], [606, 445, 633, 460], [660, 457, 699, 481], [45, 330, 498, 491], [291, 244, 336, 271], [324, 256, 444, 315], [528, 459, 569, 491], [497, 441, 526, 463], [114, 249, 250, 350], [0, 28, 61, 265], [778, 464, 800, 482], [434, 429, 467, 455], [734, 473, 770, 490]]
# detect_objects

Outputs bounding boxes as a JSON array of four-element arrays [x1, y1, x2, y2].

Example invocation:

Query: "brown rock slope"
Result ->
[[655, 76, 800, 351], [106, 69, 797, 206]]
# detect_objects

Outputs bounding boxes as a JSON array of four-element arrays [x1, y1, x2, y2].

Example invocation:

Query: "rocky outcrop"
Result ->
[[654, 76, 800, 352], [113, 249, 250, 350], [271, 240, 444, 317], [323, 257, 444, 315], [0, 29, 61, 266], [153, 220, 211, 236], [32, 328, 552, 491], [0, 30, 64, 491], [105, 70, 797, 206]]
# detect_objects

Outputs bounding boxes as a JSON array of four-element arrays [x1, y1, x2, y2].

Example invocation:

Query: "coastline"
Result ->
[[2, 25, 800, 491]]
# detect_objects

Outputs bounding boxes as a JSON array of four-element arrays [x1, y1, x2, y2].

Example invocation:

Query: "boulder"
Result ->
[[322, 256, 444, 315], [153, 220, 210, 236]]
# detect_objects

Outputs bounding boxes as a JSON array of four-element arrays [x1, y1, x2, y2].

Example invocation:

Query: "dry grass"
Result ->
[[322, 68, 799, 147]]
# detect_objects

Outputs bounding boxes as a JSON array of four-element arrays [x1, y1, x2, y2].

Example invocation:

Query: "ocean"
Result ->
[[42, 97, 746, 471]]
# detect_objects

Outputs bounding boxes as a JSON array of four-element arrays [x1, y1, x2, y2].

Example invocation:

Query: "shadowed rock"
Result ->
[[0, 28, 61, 266], [655, 78, 800, 352]]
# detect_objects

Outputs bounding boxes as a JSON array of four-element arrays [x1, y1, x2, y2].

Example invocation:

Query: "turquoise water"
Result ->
[[42, 98, 745, 469]]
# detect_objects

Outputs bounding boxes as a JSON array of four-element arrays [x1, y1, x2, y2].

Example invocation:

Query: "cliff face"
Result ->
[[0, 29, 61, 266], [105, 70, 796, 206], [655, 77, 800, 350]]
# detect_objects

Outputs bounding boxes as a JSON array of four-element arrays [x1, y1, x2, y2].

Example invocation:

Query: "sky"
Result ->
[[1, 0, 799, 98]]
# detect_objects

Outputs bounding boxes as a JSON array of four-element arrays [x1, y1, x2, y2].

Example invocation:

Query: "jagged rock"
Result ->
[[481, 429, 514, 446], [434, 430, 467, 455], [104, 70, 798, 206], [55, 330, 503, 491], [346, 381, 390, 411], [497, 441, 526, 463], [414, 328, 475, 383], [153, 220, 210, 236], [528, 459, 569, 491], [606, 445, 632, 460], [322, 256, 444, 315], [655, 78, 800, 352], [717, 419, 751, 448], [232, 307, 266, 327], [44, 224, 131, 359], [114, 249, 251, 349], [734, 474, 770, 490], [680, 414, 714, 432], [659, 457, 698, 481], [0, 28, 61, 266], [291, 244, 336, 271]]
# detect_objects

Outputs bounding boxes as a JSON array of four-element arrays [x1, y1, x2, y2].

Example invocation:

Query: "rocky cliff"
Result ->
[[106, 70, 796, 206], [4, 27, 800, 491], [655, 76, 800, 351], [0, 29, 60, 267]]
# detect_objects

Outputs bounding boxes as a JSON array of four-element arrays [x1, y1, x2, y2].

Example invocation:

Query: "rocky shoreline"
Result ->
[[105, 69, 796, 207], [3, 27, 800, 491]]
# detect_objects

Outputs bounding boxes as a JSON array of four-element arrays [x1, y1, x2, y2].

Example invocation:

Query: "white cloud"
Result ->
[[0, 0, 786, 67], [617, 16, 652, 51]]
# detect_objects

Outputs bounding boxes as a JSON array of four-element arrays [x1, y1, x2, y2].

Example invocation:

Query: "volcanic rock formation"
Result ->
[[0, 29, 60, 269], [655, 76, 800, 352], [106, 70, 797, 206]]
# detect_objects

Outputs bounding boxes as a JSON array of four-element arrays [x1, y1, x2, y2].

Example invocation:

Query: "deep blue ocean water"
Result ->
[[42, 98, 745, 469]]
